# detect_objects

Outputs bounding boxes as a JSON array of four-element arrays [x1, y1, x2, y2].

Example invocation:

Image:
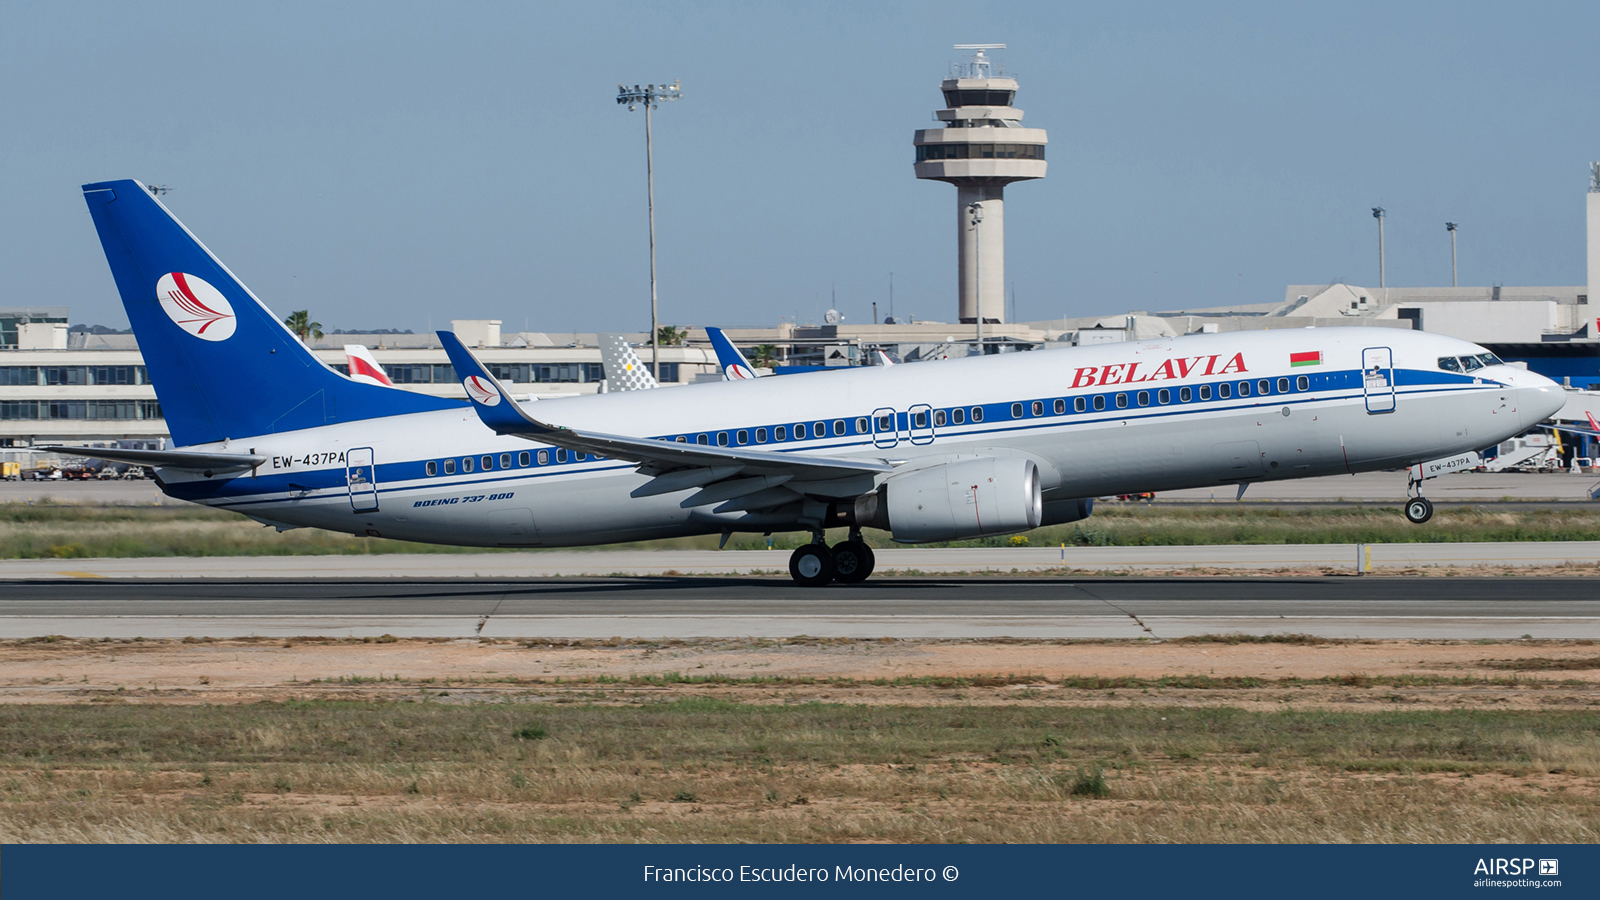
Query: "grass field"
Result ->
[[6, 501, 1600, 559], [0, 700, 1593, 843]]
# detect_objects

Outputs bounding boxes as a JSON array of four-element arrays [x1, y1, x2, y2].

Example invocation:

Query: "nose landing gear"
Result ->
[[1404, 496, 1434, 524]]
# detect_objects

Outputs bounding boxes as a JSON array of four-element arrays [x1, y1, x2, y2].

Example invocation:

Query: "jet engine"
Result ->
[[855, 457, 1042, 543]]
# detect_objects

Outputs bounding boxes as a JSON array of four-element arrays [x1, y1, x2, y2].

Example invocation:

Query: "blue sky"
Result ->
[[2, 1, 1597, 333]]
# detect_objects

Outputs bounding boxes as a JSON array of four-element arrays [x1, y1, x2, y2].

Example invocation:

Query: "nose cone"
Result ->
[[1507, 369, 1566, 429]]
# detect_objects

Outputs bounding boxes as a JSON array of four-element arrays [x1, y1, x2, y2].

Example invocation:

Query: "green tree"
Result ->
[[751, 344, 779, 367], [656, 325, 687, 346], [284, 310, 323, 343]]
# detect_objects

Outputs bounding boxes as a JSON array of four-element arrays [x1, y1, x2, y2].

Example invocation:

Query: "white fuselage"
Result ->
[[156, 328, 1564, 546]]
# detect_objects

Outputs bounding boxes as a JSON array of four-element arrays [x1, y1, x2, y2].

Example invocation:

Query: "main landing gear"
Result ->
[[787, 528, 876, 586]]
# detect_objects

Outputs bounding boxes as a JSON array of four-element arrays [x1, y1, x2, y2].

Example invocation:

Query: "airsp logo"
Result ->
[[462, 375, 501, 406], [155, 272, 236, 341]]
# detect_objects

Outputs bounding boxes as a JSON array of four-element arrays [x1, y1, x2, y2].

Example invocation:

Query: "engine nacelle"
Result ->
[[872, 457, 1042, 543], [1039, 496, 1094, 527]]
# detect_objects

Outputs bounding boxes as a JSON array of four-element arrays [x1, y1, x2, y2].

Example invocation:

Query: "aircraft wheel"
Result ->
[[788, 544, 835, 587], [831, 541, 876, 584], [1404, 497, 1434, 524]]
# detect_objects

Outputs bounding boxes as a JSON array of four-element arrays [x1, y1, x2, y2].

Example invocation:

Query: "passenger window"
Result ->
[[913, 411, 927, 428], [876, 415, 892, 432], [1237, 382, 1250, 397], [736, 430, 748, 445], [1296, 375, 1309, 391], [425, 461, 437, 476], [1438, 356, 1462, 372], [1093, 395, 1106, 411], [952, 408, 965, 425], [675, 436, 686, 443], [971, 407, 984, 423], [1180, 387, 1192, 402], [717, 432, 729, 446], [443, 459, 456, 475], [1137, 391, 1149, 406], [1074, 397, 1086, 413], [500, 453, 511, 469], [462, 457, 475, 473], [1053, 399, 1065, 414], [756, 428, 767, 443], [833, 419, 845, 436], [1158, 389, 1171, 405], [813, 421, 825, 437], [481, 455, 492, 470], [696, 434, 709, 445], [776, 426, 788, 441], [1115, 393, 1128, 408], [1219, 384, 1232, 400], [934, 409, 947, 426], [795, 423, 808, 439], [1258, 379, 1271, 395], [856, 417, 869, 433], [575, 452, 586, 461], [1031, 400, 1043, 416], [1199, 385, 1212, 401], [1278, 377, 1290, 393], [555, 449, 567, 463], [1011, 403, 1023, 418], [537, 450, 549, 465], [519, 452, 530, 467], [1461, 355, 1483, 372]]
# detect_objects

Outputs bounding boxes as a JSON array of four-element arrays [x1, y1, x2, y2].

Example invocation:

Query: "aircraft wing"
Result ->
[[1545, 411, 1600, 439], [36, 445, 265, 473], [438, 331, 892, 486]]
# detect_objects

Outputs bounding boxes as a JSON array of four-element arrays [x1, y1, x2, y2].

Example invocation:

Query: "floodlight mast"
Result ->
[[1445, 222, 1458, 287], [617, 81, 682, 381], [1372, 207, 1386, 289]]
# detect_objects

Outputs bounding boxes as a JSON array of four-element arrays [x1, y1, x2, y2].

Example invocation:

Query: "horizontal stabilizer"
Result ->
[[37, 445, 265, 473]]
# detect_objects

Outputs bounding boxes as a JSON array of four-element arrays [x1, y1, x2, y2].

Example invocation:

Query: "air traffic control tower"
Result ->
[[914, 44, 1047, 324]]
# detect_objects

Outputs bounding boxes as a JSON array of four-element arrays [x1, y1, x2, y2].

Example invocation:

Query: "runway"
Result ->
[[2, 576, 1595, 640]]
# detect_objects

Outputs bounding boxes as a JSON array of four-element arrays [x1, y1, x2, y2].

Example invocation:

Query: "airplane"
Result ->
[[1546, 410, 1600, 440], [51, 179, 1568, 586], [343, 343, 394, 386], [706, 326, 892, 380]]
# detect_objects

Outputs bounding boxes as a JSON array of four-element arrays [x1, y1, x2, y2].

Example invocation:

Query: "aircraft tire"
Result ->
[[1404, 497, 1434, 524], [831, 541, 875, 583], [789, 544, 835, 587]]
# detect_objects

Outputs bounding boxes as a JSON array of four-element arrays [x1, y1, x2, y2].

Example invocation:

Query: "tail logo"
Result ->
[[462, 375, 501, 406], [726, 363, 755, 380], [155, 272, 236, 341]]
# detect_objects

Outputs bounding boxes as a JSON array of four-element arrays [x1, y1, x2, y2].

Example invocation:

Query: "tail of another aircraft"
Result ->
[[598, 334, 659, 391], [81, 180, 459, 446], [706, 327, 758, 380]]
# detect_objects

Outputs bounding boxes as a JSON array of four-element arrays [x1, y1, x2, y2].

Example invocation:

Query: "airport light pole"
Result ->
[[968, 201, 984, 354], [617, 81, 682, 381], [1446, 222, 1458, 287], [1372, 207, 1386, 289]]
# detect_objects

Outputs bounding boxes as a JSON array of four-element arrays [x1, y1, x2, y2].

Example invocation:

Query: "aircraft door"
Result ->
[[908, 404, 935, 445], [1362, 347, 1396, 414], [872, 407, 899, 448], [346, 447, 379, 512]]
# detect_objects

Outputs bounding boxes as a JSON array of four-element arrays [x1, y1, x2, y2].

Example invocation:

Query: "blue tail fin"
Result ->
[[705, 327, 758, 380], [81, 180, 459, 446]]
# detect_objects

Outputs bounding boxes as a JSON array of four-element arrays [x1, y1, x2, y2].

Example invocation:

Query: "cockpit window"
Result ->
[[1460, 355, 1484, 372], [1438, 356, 1462, 372], [1478, 352, 1502, 367]]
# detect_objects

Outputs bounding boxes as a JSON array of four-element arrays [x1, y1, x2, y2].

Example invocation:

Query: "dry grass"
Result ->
[[0, 700, 1594, 843]]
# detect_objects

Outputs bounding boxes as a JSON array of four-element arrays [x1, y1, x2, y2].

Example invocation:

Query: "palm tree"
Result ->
[[284, 310, 323, 344], [656, 325, 687, 347], [751, 344, 779, 368]]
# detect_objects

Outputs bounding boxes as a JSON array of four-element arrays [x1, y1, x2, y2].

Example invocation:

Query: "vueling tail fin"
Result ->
[[81, 180, 459, 446], [598, 333, 659, 391]]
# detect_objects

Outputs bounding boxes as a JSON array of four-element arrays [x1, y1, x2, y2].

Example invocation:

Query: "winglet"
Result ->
[[706, 327, 759, 380], [437, 331, 554, 436]]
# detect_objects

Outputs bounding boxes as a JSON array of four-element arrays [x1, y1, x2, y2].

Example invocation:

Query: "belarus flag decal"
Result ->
[[1289, 351, 1322, 367]]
